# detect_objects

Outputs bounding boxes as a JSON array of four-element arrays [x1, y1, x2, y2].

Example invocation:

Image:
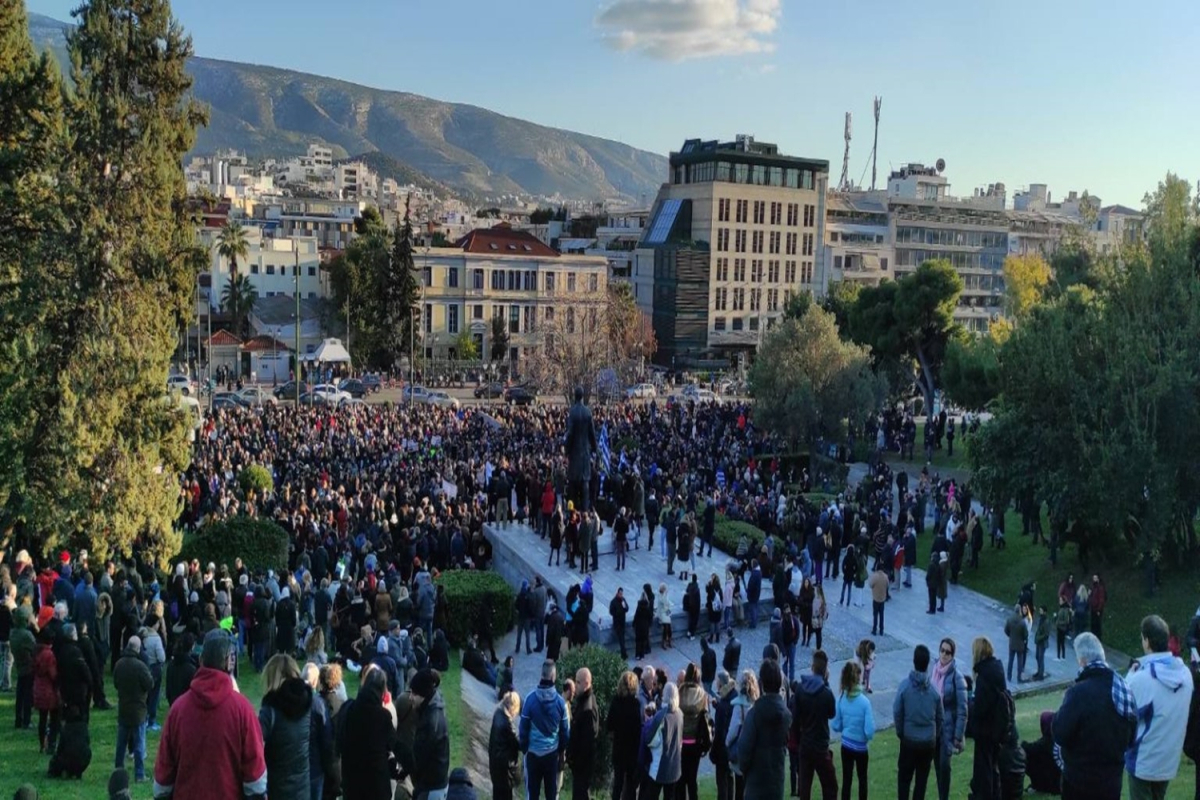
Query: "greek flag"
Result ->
[[716, 468, 726, 489], [619, 450, 629, 471], [598, 423, 613, 474]]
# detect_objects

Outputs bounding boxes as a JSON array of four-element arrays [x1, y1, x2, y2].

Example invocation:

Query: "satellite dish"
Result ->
[[935, 158, 946, 174]]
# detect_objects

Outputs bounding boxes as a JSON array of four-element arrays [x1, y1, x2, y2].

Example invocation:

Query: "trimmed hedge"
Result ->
[[435, 570, 516, 647], [177, 516, 289, 574], [238, 464, 274, 496], [556, 643, 629, 792], [713, 516, 767, 557]]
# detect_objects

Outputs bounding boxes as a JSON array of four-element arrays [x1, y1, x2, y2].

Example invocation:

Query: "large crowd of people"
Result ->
[[1, 397, 1199, 800]]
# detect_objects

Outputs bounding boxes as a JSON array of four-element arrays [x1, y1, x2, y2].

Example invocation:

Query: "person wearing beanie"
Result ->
[[113, 635, 152, 781], [402, 668, 451, 800]]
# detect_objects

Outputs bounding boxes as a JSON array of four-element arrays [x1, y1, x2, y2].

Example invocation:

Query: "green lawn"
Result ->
[[883, 444, 972, 474]]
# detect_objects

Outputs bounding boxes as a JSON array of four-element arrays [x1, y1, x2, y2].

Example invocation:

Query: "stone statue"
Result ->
[[564, 386, 597, 510]]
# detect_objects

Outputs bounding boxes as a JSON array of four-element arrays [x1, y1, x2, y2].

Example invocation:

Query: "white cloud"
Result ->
[[595, 0, 782, 61]]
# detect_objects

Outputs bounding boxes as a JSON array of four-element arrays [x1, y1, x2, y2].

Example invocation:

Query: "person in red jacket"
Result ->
[[32, 629, 60, 753], [153, 629, 266, 799], [1088, 575, 1107, 641]]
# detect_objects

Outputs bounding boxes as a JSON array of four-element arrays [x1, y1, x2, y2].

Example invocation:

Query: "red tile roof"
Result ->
[[206, 329, 242, 347], [454, 224, 559, 258], [241, 335, 293, 353]]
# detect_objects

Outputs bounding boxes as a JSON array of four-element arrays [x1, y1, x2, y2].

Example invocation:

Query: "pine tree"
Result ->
[[386, 201, 423, 369], [0, 0, 208, 566]]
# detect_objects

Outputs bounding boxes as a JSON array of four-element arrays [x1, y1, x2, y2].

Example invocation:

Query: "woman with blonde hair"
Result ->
[[489, 690, 522, 800], [304, 625, 328, 666], [832, 661, 874, 800], [725, 669, 760, 800], [259, 653, 314, 800]]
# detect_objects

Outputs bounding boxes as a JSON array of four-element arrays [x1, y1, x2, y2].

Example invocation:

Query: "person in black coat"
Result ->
[[546, 605, 567, 662], [463, 637, 498, 688], [164, 633, 198, 707], [274, 588, 297, 656], [969, 637, 1009, 800], [633, 597, 652, 660], [610, 589, 629, 660], [607, 671, 644, 800], [340, 667, 399, 800], [430, 629, 450, 672], [55, 625, 93, 719], [568, 667, 600, 800], [489, 691, 521, 800]]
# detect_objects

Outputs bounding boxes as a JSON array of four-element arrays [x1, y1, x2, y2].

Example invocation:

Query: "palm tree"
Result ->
[[221, 273, 258, 338], [217, 220, 249, 280]]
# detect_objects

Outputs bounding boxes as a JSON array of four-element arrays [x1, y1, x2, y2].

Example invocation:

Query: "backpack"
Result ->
[[993, 688, 1015, 742]]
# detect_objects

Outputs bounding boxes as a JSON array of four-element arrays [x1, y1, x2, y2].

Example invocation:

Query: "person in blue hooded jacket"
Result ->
[[893, 644, 943, 800], [520, 659, 570, 800], [1124, 615, 1193, 800]]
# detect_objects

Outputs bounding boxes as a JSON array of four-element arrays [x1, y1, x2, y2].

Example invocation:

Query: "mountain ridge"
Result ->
[[27, 11, 668, 202]]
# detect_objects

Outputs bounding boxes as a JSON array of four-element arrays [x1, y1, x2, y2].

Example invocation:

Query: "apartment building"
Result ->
[[823, 194, 893, 290], [634, 135, 829, 366], [254, 197, 365, 251], [417, 225, 608, 364], [200, 225, 325, 303]]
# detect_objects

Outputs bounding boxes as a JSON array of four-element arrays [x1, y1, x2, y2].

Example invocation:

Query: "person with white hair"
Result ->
[[643, 682, 684, 798], [1052, 632, 1137, 800], [490, 690, 522, 800]]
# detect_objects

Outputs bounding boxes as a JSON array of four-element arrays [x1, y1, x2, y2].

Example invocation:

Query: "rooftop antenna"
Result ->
[[870, 96, 882, 191], [838, 112, 852, 191]]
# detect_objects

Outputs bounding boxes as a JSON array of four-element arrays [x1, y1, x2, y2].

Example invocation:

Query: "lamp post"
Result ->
[[294, 244, 301, 405]]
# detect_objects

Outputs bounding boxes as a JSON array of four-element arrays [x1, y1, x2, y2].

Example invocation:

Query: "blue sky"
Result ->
[[28, 0, 1197, 207]]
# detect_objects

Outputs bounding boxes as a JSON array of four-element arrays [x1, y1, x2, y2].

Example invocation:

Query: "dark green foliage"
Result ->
[[178, 517, 289, 574], [237, 465, 274, 496], [435, 570, 515, 647], [556, 644, 628, 791], [490, 315, 510, 362], [712, 517, 766, 557], [941, 336, 1002, 411]]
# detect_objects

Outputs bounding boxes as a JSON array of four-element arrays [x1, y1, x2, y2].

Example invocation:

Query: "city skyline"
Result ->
[[26, 0, 1197, 207]]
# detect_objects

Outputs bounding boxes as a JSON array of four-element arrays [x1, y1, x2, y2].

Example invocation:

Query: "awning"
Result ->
[[306, 338, 352, 363]]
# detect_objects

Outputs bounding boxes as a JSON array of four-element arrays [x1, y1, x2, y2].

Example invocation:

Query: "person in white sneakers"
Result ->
[[1125, 614, 1194, 800]]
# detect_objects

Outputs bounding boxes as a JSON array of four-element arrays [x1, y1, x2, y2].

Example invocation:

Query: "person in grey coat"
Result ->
[[737, 660, 792, 800], [643, 682, 683, 798], [931, 638, 968, 800], [893, 645, 944, 800]]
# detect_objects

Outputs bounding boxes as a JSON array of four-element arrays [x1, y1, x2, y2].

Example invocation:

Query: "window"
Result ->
[[736, 199, 748, 223], [507, 270, 519, 291], [770, 202, 782, 225], [250, 264, 259, 274], [735, 230, 746, 253], [749, 317, 759, 332], [750, 288, 761, 312], [491, 270, 505, 291], [509, 305, 520, 334], [524, 270, 536, 291], [881, 257, 889, 271], [768, 260, 780, 282], [545, 272, 556, 293], [751, 260, 763, 282], [713, 316, 726, 331], [545, 306, 555, 322], [447, 268, 459, 288], [266, 264, 275, 275], [308, 291, 317, 299], [493, 303, 505, 320], [473, 303, 484, 320], [803, 233, 814, 256], [524, 306, 535, 332], [732, 317, 744, 331], [733, 288, 745, 311], [802, 262, 814, 284], [751, 231, 763, 254], [717, 228, 729, 252], [424, 303, 433, 333], [734, 259, 746, 282], [715, 257, 729, 282], [473, 269, 485, 290], [718, 198, 731, 222], [786, 260, 797, 283], [787, 203, 799, 226], [714, 288, 727, 311], [834, 255, 843, 271], [753, 201, 765, 225], [769, 231, 781, 254], [447, 304, 459, 334], [786, 232, 797, 255], [804, 204, 816, 227], [567, 272, 577, 293], [588, 274, 599, 292], [424, 267, 433, 287], [767, 288, 779, 311], [566, 306, 576, 333], [307, 266, 317, 277]]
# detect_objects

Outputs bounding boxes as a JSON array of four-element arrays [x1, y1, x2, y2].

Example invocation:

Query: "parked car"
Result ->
[[337, 378, 368, 399], [312, 383, 352, 404], [424, 391, 460, 409], [504, 386, 538, 406], [167, 375, 195, 396], [297, 392, 327, 406], [211, 394, 244, 411], [237, 386, 278, 406], [402, 385, 430, 403], [626, 382, 657, 399], [360, 374, 383, 393], [273, 381, 311, 400], [474, 382, 505, 399]]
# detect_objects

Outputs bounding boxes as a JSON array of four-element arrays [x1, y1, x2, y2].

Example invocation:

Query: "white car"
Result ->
[[424, 391, 460, 409], [166, 375, 195, 396], [311, 383, 352, 404], [237, 386, 278, 406], [402, 385, 429, 402], [626, 383, 657, 399]]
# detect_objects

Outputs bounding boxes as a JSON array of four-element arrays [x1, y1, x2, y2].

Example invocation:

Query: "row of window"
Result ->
[[248, 264, 319, 277], [420, 267, 600, 294], [712, 314, 785, 333], [261, 291, 318, 300], [713, 287, 785, 313], [895, 226, 1009, 249], [716, 228, 814, 256], [895, 249, 1006, 271], [674, 161, 819, 190], [424, 301, 601, 336], [716, 200, 817, 229], [713, 257, 812, 285]]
